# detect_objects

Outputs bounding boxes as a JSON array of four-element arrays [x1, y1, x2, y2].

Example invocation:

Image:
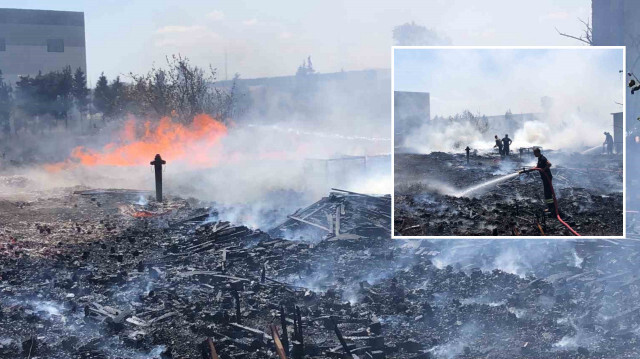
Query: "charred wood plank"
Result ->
[[331, 317, 353, 358], [228, 323, 268, 340], [202, 337, 219, 359], [331, 188, 390, 200], [287, 215, 331, 232], [280, 305, 290, 356], [270, 324, 288, 359]]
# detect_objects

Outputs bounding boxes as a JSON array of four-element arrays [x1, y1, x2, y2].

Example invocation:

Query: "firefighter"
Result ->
[[493, 135, 503, 156], [502, 134, 512, 156], [520, 147, 556, 215], [603, 132, 614, 155]]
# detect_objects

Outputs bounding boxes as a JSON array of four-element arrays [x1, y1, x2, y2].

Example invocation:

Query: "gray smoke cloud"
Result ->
[[397, 48, 624, 153], [0, 73, 392, 228]]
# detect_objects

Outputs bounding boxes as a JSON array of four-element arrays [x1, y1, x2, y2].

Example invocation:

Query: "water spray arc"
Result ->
[[580, 145, 603, 155], [454, 172, 519, 197]]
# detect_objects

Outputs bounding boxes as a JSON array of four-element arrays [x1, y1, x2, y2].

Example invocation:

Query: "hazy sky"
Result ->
[[394, 47, 624, 117], [0, 0, 591, 84]]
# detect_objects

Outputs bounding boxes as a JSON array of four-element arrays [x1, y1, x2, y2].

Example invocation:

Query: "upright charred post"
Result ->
[[150, 154, 166, 202]]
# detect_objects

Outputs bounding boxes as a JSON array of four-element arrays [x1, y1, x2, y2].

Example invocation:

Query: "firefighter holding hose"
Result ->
[[603, 132, 614, 155], [519, 147, 556, 215]]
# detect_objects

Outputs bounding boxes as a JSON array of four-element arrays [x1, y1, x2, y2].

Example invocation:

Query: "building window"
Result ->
[[47, 39, 64, 52], [0, 38, 5, 52]]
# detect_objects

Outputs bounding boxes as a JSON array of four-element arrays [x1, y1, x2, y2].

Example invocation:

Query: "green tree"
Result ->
[[93, 73, 110, 118], [0, 70, 12, 135], [505, 109, 513, 122], [15, 72, 58, 129], [296, 56, 315, 76], [108, 76, 126, 118], [72, 67, 90, 120], [58, 66, 74, 128], [392, 22, 451, 46]]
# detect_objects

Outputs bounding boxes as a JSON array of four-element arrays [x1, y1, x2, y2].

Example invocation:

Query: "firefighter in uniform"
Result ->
[[520, 147, 556, 215], [502, 134, 512, 156], [603, 132, 614, 155], [494, 135, 503, 156]]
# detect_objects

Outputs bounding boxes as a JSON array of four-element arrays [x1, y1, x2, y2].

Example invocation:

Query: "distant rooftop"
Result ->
[[0, 8, 84, 26], [216, 68, 389, 87]]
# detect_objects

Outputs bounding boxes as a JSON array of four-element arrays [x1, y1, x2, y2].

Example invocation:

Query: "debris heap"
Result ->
[[0, 188, 639, 358]]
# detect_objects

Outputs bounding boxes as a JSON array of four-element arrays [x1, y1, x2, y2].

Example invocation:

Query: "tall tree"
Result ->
[[93, 73, 110, 118], [505, 109, 513, 122], [125, 54, 244, 123], [58, 66, 74, 128], [147, 68, 173, 117], [296, 56, 316, 76], [0, 70, 12, 135], [15, 71, 61, 130], [72, 67, 90, 121], [392, 22, 451, 46], [108, 76, 126, 118]]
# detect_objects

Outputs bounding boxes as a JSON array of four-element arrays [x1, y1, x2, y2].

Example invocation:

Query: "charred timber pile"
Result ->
[[270, 189, 391, 241], [1, 189, 639, 358], [394, 152, 623, 237]]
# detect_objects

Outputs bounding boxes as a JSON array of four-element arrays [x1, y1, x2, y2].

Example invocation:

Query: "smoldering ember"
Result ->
[[394, 150, 623, 237]]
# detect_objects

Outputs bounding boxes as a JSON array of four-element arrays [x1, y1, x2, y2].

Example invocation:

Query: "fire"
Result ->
[[45, 114, 227, 171], [132, 210, 156, 218]]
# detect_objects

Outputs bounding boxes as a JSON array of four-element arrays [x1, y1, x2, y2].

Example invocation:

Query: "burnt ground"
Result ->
[[0, 178, 640, 359], [394, 152, 623, 237]]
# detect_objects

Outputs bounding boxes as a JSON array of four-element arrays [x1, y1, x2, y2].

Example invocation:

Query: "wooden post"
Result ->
[[270, 324, 288, 359], [150, 154, 166, 202], [280, 305, 289, 356], [331, 317, 352, 358], [204, 337, 219, 359], [232, 289, 241, 324]]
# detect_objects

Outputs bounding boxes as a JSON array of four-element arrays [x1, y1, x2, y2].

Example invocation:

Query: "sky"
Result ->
[[0, 0, 591, 85], [394, 47, 624, 117]]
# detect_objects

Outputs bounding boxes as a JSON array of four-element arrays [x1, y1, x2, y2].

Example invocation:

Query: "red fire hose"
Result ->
[[524, 167, 581, 236]]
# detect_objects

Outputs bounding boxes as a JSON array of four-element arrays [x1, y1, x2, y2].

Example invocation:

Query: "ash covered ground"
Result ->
[[1, 177, 639, 359], [394, 151, 623, 237]]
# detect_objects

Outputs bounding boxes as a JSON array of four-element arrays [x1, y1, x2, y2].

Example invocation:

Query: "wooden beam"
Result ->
[[287, 215, 331, 232]]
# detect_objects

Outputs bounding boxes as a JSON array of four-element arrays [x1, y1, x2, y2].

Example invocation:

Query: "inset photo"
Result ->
[[392, 46, 625, 238]]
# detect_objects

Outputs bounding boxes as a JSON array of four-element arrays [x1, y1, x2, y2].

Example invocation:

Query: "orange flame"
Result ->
[[132, 211, 156, 218], [45, 114, 227, 171]]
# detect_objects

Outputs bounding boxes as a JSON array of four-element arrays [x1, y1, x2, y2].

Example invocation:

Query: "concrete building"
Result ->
[[0, 8, 86, 84], [394, 91, 430, 146], [592, 0, 638, 131], [612, 111, 623, 153]]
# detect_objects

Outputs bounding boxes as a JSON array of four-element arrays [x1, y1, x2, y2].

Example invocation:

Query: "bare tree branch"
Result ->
[[555, 27, 591, 45], [555, 17, 593, 45]]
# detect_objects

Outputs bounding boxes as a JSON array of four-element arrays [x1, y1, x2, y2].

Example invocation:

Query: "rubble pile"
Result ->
[[1, 188, 639, 358], [270, 189, 391, 241], [394, 152, 623, 236]]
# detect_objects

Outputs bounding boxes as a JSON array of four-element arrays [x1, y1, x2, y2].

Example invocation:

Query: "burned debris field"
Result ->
[[1, 181, 640, 359], [394, 152, 623, 237]]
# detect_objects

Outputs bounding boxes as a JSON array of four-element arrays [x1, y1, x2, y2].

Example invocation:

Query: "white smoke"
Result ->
[[396, 48, 623, 153]]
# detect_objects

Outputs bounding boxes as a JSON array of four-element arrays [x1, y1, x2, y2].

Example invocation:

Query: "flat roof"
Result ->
[[0, 8, 84, 26]]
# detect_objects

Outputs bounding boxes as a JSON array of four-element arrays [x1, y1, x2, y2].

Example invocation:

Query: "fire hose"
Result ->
[[520, 167, 581, 236]]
